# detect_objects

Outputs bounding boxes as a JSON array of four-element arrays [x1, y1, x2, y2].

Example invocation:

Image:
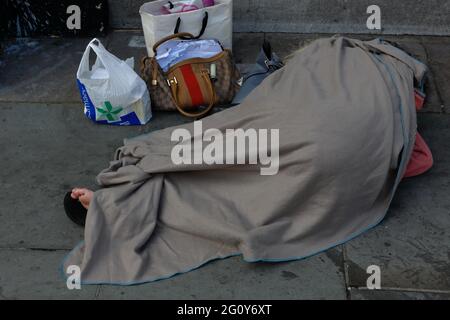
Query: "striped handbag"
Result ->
[[141, 33, 241, 118]]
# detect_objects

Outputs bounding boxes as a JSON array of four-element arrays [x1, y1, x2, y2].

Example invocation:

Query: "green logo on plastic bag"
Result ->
[[96, 101, 123, 122]]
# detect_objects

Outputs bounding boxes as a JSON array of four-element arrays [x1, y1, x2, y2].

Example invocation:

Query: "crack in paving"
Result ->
[[350, 286, 450, 295], [341, 245, 352, 300]]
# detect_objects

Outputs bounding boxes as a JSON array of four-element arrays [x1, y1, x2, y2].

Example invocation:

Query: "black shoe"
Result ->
[[63, 192, 87, 227]]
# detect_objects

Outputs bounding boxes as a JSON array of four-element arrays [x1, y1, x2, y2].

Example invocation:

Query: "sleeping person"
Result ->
[[63, 37, 432, 285]]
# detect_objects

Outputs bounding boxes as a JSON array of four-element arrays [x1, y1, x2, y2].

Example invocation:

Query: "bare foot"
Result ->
[[71, 188, 94, 210]]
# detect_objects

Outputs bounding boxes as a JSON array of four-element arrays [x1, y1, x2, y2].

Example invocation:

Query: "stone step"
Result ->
[[109, 0, 450, 36]]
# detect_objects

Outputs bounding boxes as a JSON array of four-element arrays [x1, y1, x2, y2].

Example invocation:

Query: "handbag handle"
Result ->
[[170, 70, 216, 118], [152, 32, 195, 54], [174, 12, 209, 40]]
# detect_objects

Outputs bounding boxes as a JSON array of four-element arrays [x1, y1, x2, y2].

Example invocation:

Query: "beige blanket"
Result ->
[[63, 37, 427, 285]]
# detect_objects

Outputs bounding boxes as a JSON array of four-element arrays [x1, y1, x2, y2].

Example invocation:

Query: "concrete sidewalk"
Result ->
[[0, 32, 449, 300]]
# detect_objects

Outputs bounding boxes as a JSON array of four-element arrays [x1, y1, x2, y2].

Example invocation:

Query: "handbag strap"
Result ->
[[169, 70, 216, 118], [231, 41, 284, 105], [152, 32, 195, 55]]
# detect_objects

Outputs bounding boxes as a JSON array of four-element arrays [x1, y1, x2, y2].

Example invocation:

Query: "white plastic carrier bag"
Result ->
[[139, 0, 233, 57], [76, 38, 152, 125]]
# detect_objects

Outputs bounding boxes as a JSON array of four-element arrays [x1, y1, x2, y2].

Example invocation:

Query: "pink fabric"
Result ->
[[403, 90, 433, 178], [414, 88, 426, 110], [404, 132, 433, 178]]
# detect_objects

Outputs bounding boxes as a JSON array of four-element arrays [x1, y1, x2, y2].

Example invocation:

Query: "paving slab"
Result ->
[[0, 102, 189, 249], [422, 37, 450, 113], [97, 248, 346, 299], [0, 249, 97, 300], [349, 288, 450, 300], [232, 33, 265, 64], [105, 30, 148, 74], [0, 37, 107, 103], [345, 113, 450, 292], [264, 33, 317, 60]]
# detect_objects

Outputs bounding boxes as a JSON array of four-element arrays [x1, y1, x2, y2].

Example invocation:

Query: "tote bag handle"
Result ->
[[173, 12, 209, 40]]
